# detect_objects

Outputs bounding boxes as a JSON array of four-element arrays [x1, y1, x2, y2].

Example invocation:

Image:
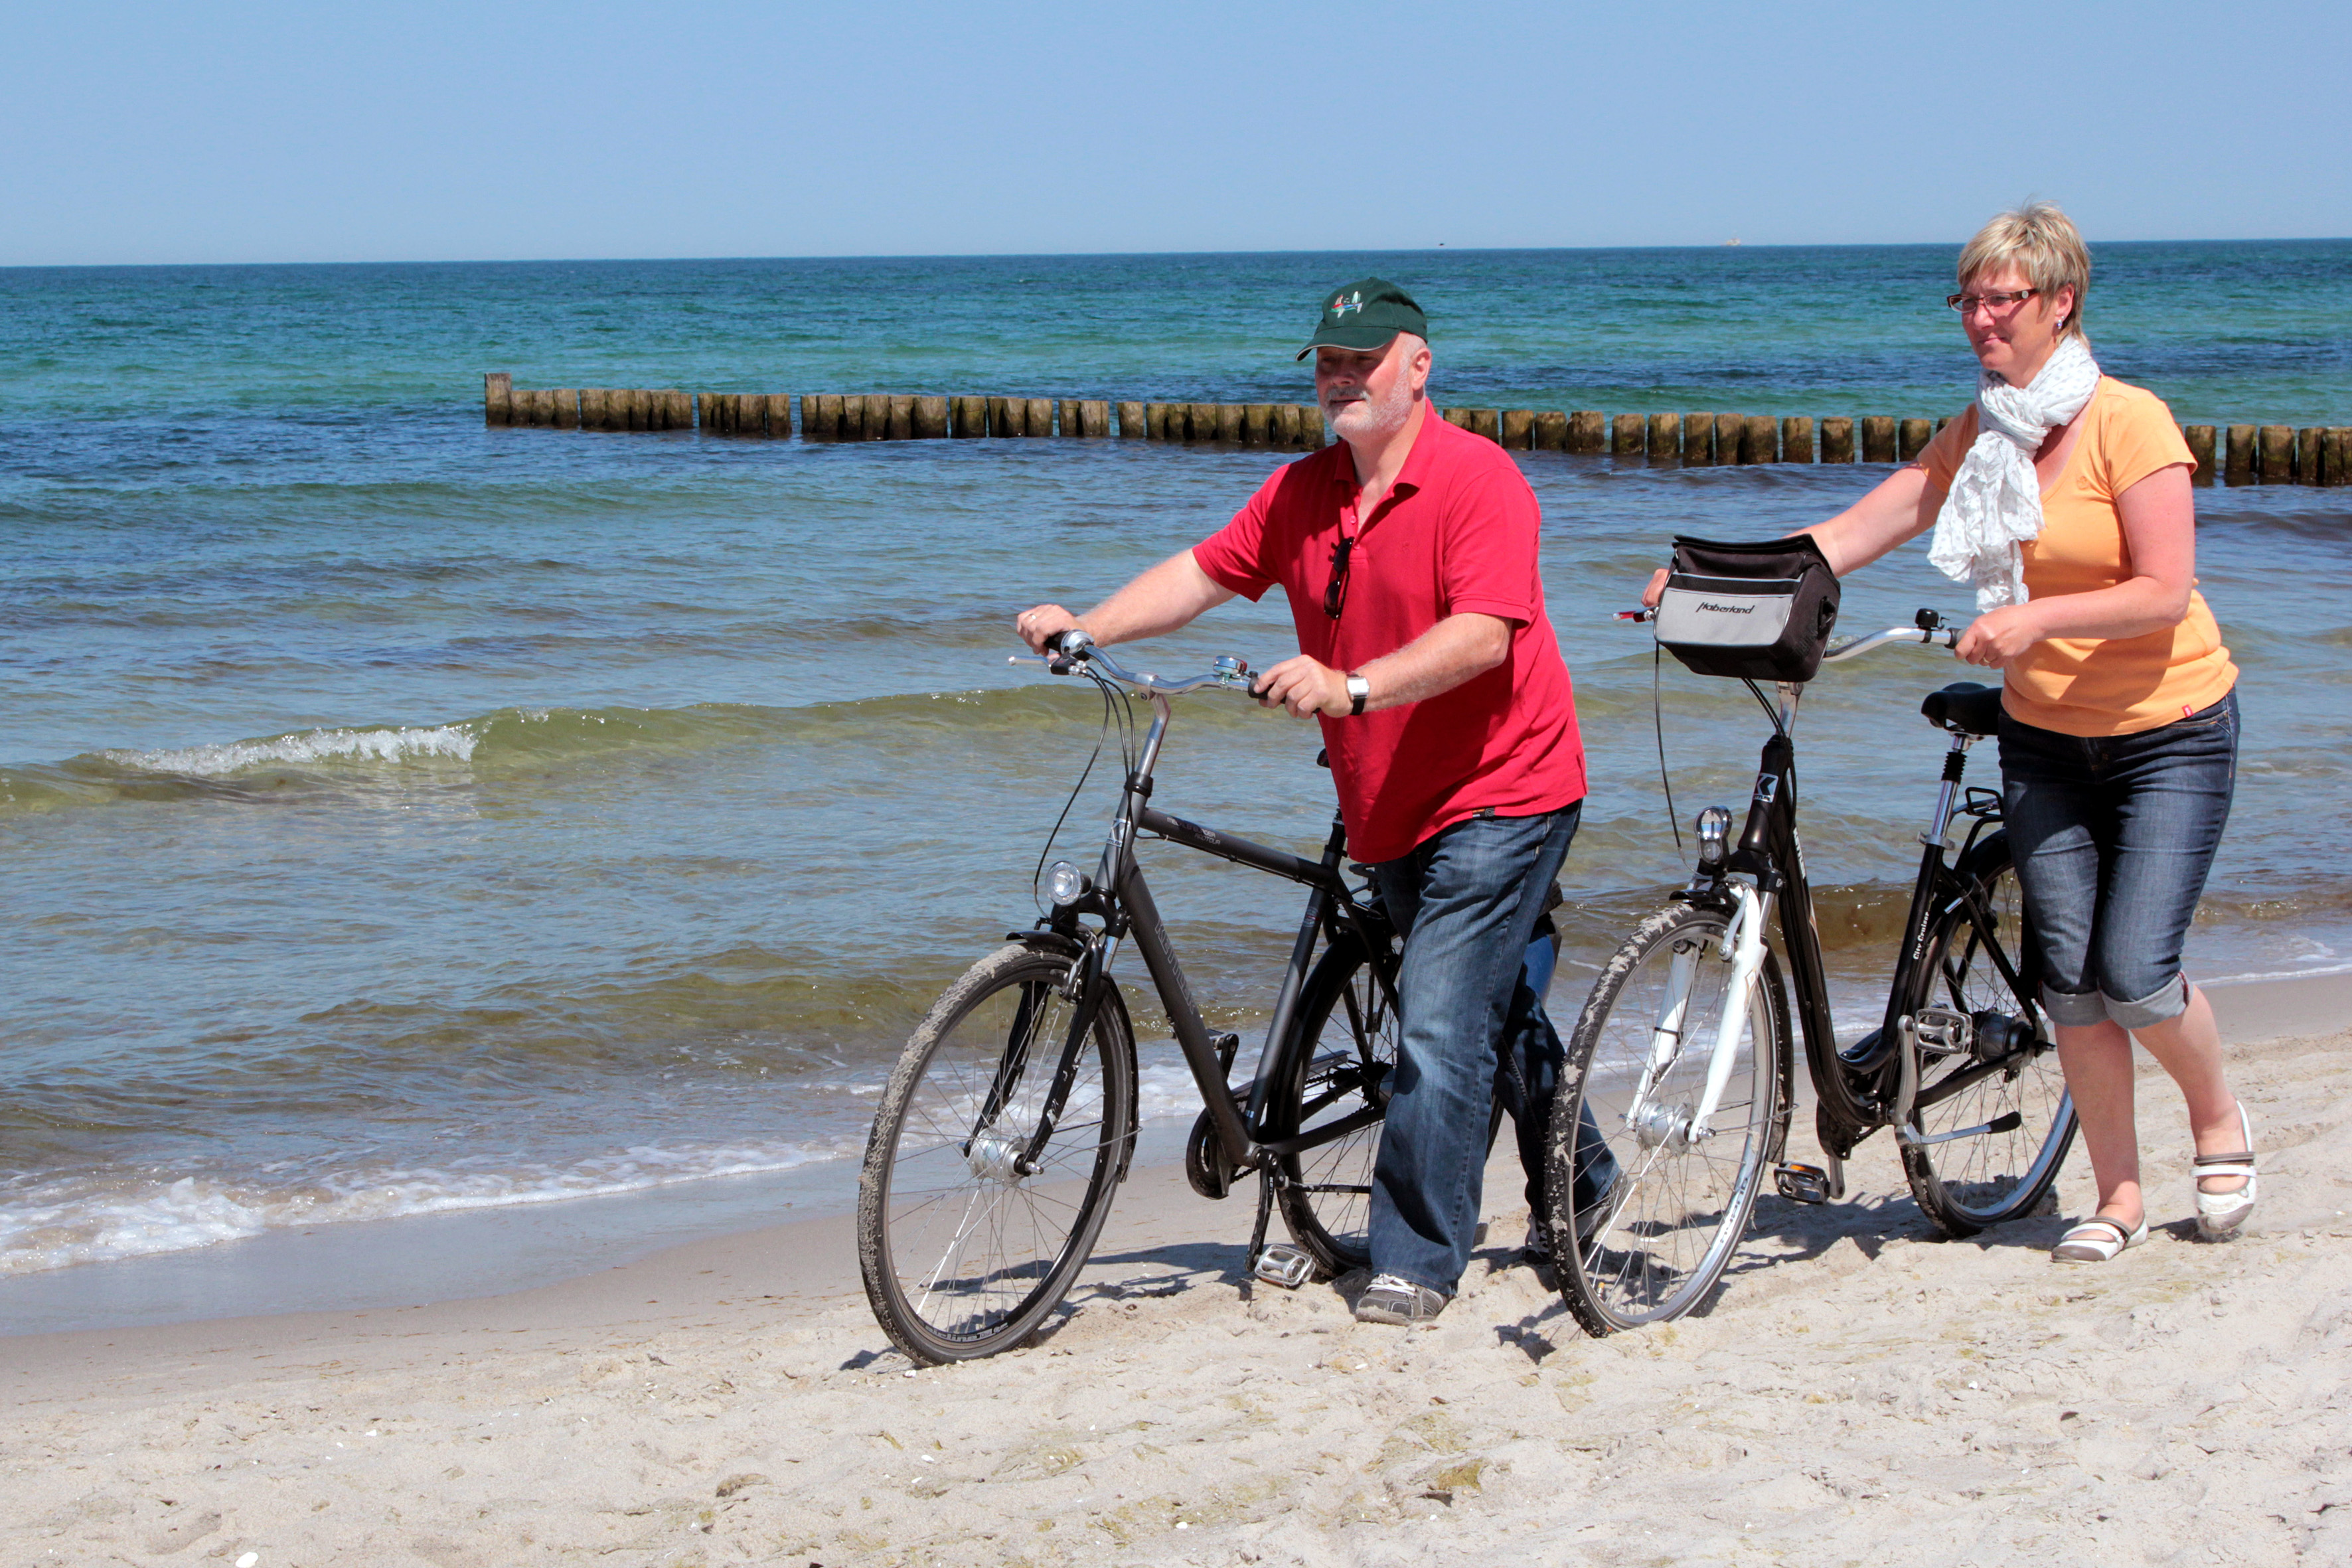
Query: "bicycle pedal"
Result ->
[[1251, 1243, 1314, 1290], [1774, 1163, 1834, 1205], [1909, 1005, 1972, 1056]]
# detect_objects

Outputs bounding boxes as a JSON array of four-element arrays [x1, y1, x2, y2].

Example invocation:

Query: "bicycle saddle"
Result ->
[[1921, 682, 2002, 736]]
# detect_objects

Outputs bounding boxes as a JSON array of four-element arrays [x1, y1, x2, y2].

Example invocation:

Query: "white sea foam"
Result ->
[[105, 722, 481, 777], [1135, 1044, 1212, 1123], [2202, 961, 2352, 985], [0, 1136, 864, 1277]]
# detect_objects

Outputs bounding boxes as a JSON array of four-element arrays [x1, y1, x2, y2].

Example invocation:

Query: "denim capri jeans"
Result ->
[[1997, 691, 2238, 1030]]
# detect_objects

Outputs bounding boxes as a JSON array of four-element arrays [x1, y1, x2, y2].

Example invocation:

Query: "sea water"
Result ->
[[3, 244, 2348, 1296]]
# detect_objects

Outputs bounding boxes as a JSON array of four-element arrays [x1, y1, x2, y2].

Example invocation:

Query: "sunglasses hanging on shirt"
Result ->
[[1324, 532, 1355, 621]]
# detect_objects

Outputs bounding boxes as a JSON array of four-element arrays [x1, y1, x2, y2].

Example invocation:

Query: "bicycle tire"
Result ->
[[1266, 935, 1398, 1278], [856, 941, 1137, 1363], [1901, 832, 2077, 1237], [1546, 902, 1788, 1336]]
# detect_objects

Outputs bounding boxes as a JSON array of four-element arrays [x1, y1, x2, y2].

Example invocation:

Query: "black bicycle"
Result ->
[[1544, 609, 2078, 1336], [856, 631, 1403, 1364]]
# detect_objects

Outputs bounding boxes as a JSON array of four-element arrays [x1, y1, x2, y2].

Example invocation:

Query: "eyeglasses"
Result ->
[[1945, 288, 2039, 317], [1324, 532, 1355, 620]]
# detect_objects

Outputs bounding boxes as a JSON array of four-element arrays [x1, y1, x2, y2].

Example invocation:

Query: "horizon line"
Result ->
[[7, 236, 2348, 274]]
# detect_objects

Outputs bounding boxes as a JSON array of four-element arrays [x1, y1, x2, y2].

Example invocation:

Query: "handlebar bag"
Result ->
[[1654, 534, 1842, 682]]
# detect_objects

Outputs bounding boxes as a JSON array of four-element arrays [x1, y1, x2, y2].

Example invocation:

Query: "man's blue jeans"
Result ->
[[1364, 804, 1583, 1294], [1502, 917, 1619, 1226]]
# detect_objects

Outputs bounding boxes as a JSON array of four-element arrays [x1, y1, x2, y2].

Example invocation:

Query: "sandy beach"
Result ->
[[5, 971, 2346, 1567]]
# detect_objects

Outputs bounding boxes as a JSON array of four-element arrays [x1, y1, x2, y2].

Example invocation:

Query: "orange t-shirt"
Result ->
[[1919, 376, 2236, 738]]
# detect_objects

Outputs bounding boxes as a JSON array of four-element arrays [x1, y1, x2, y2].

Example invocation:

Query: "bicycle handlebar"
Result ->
[[1820, 625, 1961, 662], [1616, 607, 1962, 665], [1011, 629, 1263, 698]]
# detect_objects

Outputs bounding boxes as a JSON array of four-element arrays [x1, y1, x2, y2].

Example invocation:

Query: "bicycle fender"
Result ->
[[1094, 983, 1140, 1182], [1006, 927, 1087, 961]]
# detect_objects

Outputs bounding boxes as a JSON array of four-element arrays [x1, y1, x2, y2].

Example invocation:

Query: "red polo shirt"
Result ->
[[1192, 410, 1586, 864]]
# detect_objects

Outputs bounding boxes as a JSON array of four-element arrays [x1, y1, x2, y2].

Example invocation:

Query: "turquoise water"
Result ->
[[4, 244, 2349, 1289]]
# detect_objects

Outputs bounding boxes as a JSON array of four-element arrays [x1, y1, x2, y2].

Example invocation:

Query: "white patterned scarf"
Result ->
[[1928, 333, 2102, 610]]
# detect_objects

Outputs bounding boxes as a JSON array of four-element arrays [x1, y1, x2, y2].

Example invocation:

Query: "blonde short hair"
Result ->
[[1957, 201, 2090, 340]]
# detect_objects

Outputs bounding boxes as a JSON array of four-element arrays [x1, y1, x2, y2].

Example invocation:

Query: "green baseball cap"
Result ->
[[1296, 276, 1428, 360]]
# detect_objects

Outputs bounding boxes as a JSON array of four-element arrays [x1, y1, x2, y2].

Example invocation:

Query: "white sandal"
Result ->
[[2194, 1103, 2258, 1239], [2052, 1214, 2147, 1263]]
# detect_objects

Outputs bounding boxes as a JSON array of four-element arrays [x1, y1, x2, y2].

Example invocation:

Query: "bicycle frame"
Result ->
[[1019, 661, 1395, 1184], [1618, 627, 2048, 1201]]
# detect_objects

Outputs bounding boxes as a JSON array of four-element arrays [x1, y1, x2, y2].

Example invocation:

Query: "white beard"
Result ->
[[1328, 374, 1415, 445]]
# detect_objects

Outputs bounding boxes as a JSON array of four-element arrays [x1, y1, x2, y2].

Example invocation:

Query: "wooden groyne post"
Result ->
[[2183, 425, 2217, 484], [1682, 414, 1714, 465], [2258, 425, 2292, 484], [1782, 416, 1814, 463], [1646, 413, 1680, 462], [1820, 416, 1855, 464]]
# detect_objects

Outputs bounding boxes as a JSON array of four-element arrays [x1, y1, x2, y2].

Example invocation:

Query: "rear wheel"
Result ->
[[1267, 936, 1398, 1278], [856, 943, 1136, 1363], [1547, 902, 1788, 1336], [1901, 832, 2076, 1236]]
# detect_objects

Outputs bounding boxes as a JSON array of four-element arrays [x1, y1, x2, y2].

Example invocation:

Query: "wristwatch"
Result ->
[[1345, 672, 1370, 717]]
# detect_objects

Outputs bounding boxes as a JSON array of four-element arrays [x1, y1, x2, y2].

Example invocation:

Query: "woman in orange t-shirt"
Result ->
[[1792, 204, 2252, 1263]]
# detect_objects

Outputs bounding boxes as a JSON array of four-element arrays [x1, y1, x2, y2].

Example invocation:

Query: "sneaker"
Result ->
[[1354, 1273, 1449, 1325], [1521, 1220, 1552, 1261]]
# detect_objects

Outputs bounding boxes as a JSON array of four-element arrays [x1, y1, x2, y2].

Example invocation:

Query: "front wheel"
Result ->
[[1901, 832, 2077, 1236], [1545, 902, 1789, 1336], [856, 942, 1137, 1364]]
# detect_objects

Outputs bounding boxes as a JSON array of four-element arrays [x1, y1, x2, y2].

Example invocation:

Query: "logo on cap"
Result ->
[[1330, 291, 1362, 317]]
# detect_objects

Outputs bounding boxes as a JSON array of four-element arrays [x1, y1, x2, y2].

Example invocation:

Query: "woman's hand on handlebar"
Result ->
[[1954, 603, 2041, 668], [1014, 604, 1083, 654], [1640, 568, 1668, 609]]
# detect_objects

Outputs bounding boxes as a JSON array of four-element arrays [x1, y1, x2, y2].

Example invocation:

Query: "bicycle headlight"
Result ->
[[1044, 860, 1090, 907], [1695, 807, 1732, 868]]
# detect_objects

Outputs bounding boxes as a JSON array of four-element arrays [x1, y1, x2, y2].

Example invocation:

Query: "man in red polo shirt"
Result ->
[[1016, 278, 1596, 1324]]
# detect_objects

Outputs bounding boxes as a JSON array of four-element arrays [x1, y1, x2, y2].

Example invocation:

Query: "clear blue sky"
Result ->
[[5, 1, 2345, 266]]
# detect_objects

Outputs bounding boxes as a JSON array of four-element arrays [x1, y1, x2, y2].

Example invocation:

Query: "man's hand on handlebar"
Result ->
[[1640, 567, 1669, 609], [1251, 655, 1352, 720], [1014, 603, 1083, 654]]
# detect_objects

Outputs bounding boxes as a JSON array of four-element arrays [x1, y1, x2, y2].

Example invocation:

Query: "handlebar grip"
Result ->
[[1044, 628, 1093, 657]]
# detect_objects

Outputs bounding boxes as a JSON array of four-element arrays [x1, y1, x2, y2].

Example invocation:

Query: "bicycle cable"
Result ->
[[1027, 664, 1126, 916], [1652, 642, 1684, 860], [1739, 675, 1798, 807]]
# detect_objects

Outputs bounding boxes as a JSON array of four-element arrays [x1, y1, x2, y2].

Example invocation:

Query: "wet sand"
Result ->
[[4, 973, 2347, 1566]]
